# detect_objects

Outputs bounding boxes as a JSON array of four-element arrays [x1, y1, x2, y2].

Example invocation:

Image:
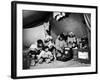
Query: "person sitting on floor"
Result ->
[[67, 32, 77, 48], [44, 35, 56, 60], [28, 50, 39, 66], [29, 39, 44, 50], [37, 39, 44, 51], [38, 46, 54, 64], [55, 33, 67, 59], [28, 39, 45, 65], [29, 39, 44, 55]]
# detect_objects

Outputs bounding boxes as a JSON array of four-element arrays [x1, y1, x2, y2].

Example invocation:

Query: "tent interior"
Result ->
[[23, 10, 91, 69]]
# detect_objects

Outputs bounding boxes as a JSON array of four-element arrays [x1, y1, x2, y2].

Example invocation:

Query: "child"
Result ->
[[38, 46, 53, 64], [28, 50, 38, 67], [44, 35, 56, 60]]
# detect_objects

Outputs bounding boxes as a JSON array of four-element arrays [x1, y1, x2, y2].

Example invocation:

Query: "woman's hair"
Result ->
[[37, 39, 44, 48], [44, 46, 49, 50], [59, 33, 65, 40], [37, 39, 43, 44]]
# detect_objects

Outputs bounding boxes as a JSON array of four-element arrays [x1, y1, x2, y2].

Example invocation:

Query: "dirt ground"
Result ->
[[30, 59, 90, 69]]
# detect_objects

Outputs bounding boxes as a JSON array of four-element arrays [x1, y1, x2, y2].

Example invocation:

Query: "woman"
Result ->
[[55, 33, 67, 59], [28, 39, 44, 66]]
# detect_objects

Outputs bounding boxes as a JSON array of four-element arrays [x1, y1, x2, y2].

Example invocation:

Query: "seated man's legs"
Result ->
[[56, 50, 63, 57]]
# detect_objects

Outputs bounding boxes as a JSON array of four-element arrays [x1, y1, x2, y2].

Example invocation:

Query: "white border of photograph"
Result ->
[[16, 3, 96, 77]]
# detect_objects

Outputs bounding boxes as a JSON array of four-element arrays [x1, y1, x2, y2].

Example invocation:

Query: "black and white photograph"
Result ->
[[23, 11, 91, 70], [11, 1, 97, 79]]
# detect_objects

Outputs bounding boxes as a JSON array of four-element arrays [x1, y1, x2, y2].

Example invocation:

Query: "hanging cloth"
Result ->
[[83, 14, 91, 31]]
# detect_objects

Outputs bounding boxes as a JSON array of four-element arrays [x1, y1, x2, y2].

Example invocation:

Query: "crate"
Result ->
[[77, 49, 90, 64]]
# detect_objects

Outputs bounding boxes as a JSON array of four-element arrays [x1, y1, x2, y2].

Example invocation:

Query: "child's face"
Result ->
[[45, 48, 49, 52], [39, 43, 43, 46], [59, 37, 63, 41]]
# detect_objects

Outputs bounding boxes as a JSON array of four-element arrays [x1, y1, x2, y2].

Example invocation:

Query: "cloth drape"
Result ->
[[83, 13, 91, 52], [83, 14, 91, 31]]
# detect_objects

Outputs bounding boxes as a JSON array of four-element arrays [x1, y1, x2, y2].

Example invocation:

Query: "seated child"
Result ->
[[44, 36, 56, 60], [28, 50, 39, 66], [38, 46, 54, 64]]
